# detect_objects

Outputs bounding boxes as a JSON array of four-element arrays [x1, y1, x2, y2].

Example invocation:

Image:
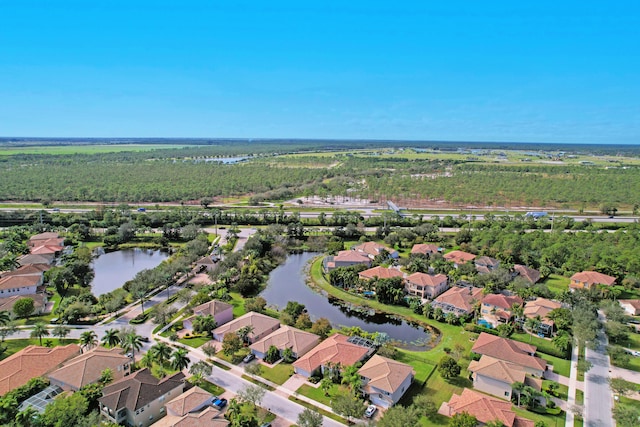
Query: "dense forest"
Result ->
[[0, 140, 639, 208]]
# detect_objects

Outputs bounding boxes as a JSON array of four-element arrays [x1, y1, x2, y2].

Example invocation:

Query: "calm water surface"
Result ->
[[91, 249, 170, 296], [260, 252, 436, 350]]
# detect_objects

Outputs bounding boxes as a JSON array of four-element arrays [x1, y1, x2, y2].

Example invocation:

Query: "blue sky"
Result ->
[[0, 1, 638, 143]]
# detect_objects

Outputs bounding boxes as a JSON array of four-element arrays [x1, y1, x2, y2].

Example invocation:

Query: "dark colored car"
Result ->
[[213, 398, 227, 409]]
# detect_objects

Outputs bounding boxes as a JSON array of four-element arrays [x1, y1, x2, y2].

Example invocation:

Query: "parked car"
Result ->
[[213, 398, 227, 409], [259, 423, 272, 427], [243, 353, 256, 363], [140, 336, 150, 343], [364, 405, 377, 418]]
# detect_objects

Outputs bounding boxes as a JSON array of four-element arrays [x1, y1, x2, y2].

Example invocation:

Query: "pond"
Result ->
[[91, 248, 170, 296], [260, 252, 438, 351]]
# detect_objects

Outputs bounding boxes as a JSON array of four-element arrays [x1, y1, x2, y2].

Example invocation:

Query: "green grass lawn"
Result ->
[[396, 350, 437, 383], [543, 380, 569, 400], [177, 334, 211, 348], [576, 389, 584, 405], [1, 339, 77, 360], [512, 406, 566, 427], [258, 362, 294, 385], [288, 396, 346, 424], [229, 292, 247, 317], [297, 383, 339, 407], [510, 331, 567, 359], [540, 353, 572, 378], [199, 379, 225, 396], [217, 347, 250, 364], [622, 330, 640, 350], [544, 274, 570, 296]]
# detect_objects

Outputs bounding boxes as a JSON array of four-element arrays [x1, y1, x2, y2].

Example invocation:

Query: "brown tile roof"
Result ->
[[192, 300, 233, 317], [444, 388, 534, 427], [333, 250, 371, 263], [157, 407, 229, 427], [164, 386, 213, 417], [0, 344, 81, 395], [99, 369, 185, 412], [0, 275, 42, 291], [47, 347, 130, 390], [471, 333, 546, 372], [196, 256, 217, 266], [523, 298, 561, 323], [352, 242, 396, 257], [570, 271, 616, 286], [0, 264, 49, 278], [513, 265, 541, 284], [468, 356, 526, 384], [212, 311, 280, 341], [28, 232, 60, 243], [28, 238, 65, 248], [406, 272, 447, 288], [433, 286, 484, 313], [620, 299, 640, 315], [358, 266, 404, 281], [482, 294, 523, 311], [293, 334, 369, 373], [443, 250, 476, 265], [18, 254, 54, 266], [0, 294, 46, 313], [411, 244, 439, 255], [475, 256, 500, 267], [250, 325, 320, 356], [30, 245, 63, 255], [358, 355, 414, 394]]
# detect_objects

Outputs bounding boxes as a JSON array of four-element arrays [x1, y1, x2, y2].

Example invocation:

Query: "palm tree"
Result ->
[[524, 316, 542, 342], [512, 381, 525, 407], [79, 330, 98, 352], [170, 348, 190, 371], [30, 322, 49, 346], [193, 315, 217, 337], [510, 303, 524, 323], [445, 312, 458, 325], [237, 325, 254, 344], [226, 398, 242, 422], [340, 364, 362, 395], [150, 342, 172, 367], [14, 406, 38, 427], [0, 310, 10, 326], [422, 303, 434, 319], [52, 325, 71, 340], [101, 328, 121, 348], [140, 351, 155, 369], [122, 332, 144, 361]]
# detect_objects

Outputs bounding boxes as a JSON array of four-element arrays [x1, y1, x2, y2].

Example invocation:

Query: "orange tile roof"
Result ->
[[0, 264, 49, 278], [29, 245, 63, 255], [523, 298, 561, 323], [0, 344, 81, 395], [433, 286, 484, 313], [443, 250, 476, 264], [250, 325, 320, 356], [47, 347, 130, 390], [192, 300, 233, 317], [482, 294, 523, 310], [411, 244, 439, 255], [164, 386, 213, 417], [570, 271, 616, 286], [358, 355, 414, 394], [406, 272, 447, 288], [293, 334, 369, 373], [352, 242, 395, 257], [333, 250, 371, 263], [0, 275, 41, 291], [28, 232, 60, 243], [358, 266, 404, 280], [212, 311, 280, 341], [471, 333, 546, 372], [468, 356, 526, 384], [444, 388, 534, 427]]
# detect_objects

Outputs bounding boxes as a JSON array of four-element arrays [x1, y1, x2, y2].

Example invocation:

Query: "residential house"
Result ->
[[293, 334, 374, 378], [523, 298, 562, 336], [431, 286, 484, 317], [48, 347, 131, 391], [0, 274, 43, 297], [513, 265, 541, 284], [569, 271, 616, 291], [405, 272, 448, 300], [18, 385, 64, 414], [164, 386, 217, 417], [250, 325, 320, 360], [323, 250, 371, 272], [468, 355, 541, 401], [0, 264, 49, 279], [410, 244, 440, 257], [28, 232, 62, 247], [30, 245, 64, 256], [0, 344, 82, 396], [358, 266, 404, 281], [195, 256, 218, 273], [0, 293, 48, 315], [153, 407, 228, 427], [471, 333, 547, 377], [18, 253, 55, 267], [481, 294, 523, 325], [182, 300, 233, 332], [358, 355, 414, 408], [352, 242, 399, 260], [475, 256, 501, 274], [211, 311, 280, 344], [439, 388, 535, 427], [619, 299, 640, 316], [99, 369, 185, 427], [443, 250, 476, 268]]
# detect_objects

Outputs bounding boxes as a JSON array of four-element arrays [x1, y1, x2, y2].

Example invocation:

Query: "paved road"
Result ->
[[584, 313, 615, 427]]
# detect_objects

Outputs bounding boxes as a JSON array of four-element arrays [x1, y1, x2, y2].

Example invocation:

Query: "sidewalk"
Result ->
[[565, 342, 580, 427]]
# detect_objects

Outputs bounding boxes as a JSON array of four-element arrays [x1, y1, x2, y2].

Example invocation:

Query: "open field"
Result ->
[[0, 144, 195, 155]]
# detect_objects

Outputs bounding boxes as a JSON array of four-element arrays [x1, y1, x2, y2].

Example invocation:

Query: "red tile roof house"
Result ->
[[481, 294, 523, 326], [410, 243, 440, 256], [164, 386, 217, 417], [182, 300, 233, 333], [293, 334, 373, 378], [475, 256, 501, 274], [27, 232, 63, 247], [443, 250, 476, 268], [211, 311, 280, 344], [471, 333, 548, 378], [522, 298, 562, 336], [431, 286, 484, 317], [153, 386, 229, 427], [513, 264, 541, 284], [439, 388, 535, 427], [0, 293, 48, 315], [99, 369, 185, 427], [0, 274, 43, 298], [569, 271, 616, 291], [323, 250, 371, 272], [619, 299, 640, 316], [351, 242, 399, 260], [405, 272, 448, 300], [468, 355, 542, 401], [250, 325, 320, 360], [358, 355, 414, 408], [0, 344, 82, 396], [48, 347, 131, 391], [358, 266, 405, 281]]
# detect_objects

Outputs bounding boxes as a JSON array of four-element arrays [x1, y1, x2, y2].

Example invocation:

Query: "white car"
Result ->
[[364, 405, 377, 418]]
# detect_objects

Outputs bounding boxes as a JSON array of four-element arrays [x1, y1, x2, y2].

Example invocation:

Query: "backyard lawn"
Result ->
[[543, 274, 570, 296], [258, 362, 294, 385]]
